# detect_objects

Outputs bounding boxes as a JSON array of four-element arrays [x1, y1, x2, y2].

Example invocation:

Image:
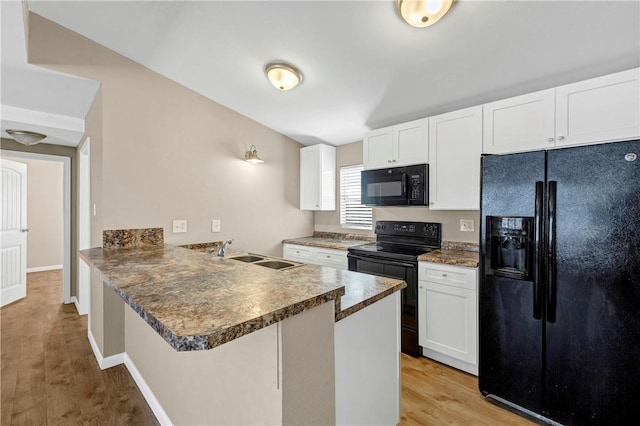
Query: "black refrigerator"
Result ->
[[479, 139, 640, 425]]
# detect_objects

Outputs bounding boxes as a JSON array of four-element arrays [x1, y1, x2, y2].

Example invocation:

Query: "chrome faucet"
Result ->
[[217, 239, 233, 257]]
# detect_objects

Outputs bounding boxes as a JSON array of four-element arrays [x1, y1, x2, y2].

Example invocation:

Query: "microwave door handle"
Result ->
[[402, 173, 408, 197]]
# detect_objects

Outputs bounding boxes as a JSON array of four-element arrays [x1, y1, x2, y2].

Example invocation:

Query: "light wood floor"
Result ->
[[1, 270, 158, 425], [400, 355, 536, 425], [2, 270, 535, 425]]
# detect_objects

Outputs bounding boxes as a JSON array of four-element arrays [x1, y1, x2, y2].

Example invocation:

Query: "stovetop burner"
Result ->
[[348, 243, 435, 259], [347, 221, 442, 262]]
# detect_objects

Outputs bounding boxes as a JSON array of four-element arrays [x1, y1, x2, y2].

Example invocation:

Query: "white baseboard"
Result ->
[[123, 353, 173, 426], [421, 348, 478, 376], [87, 330, 124, 370], [70, 295, 88, 316], [27, 264, 63, 273], [87, 331, 170, 424]]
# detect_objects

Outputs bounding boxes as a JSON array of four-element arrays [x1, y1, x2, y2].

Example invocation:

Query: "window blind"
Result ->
[[340, 165, 372, 229]]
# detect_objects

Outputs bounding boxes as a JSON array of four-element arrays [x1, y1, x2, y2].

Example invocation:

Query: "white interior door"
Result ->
[[1, 159, 27, 307]]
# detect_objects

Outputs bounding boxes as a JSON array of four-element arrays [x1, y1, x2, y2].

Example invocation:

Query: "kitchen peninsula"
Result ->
[[79, 242, 405, 425]]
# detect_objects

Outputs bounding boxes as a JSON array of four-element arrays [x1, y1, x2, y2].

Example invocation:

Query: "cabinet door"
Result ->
[[300, 146, 320, 210], [483, 89, 555, 154], [555, 68, 640, 147], [318, 145, 336, 211], [314, 248, 348, 270], [300, 145, 335, 210], [422, 281, 477, 365], [428, 106, 482, 210], [363, 128, 394, 170], [393, 118, 429, 167], [283, 244, 314, 263]]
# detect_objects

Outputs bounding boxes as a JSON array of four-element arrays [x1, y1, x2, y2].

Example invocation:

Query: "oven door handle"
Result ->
[[347, 253, 416, 269]]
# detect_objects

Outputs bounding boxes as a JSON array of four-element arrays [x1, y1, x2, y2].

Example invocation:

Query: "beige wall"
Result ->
[[26, 13, 312, 356], [27, 13, 313, 258], [314, 141, 480, 244], [2, 155, 64, 269]]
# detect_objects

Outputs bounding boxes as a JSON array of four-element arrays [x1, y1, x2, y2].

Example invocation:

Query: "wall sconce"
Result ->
[[265, 63, 303, 91], [5, 129, 47, 146], [396, 0, 456, 28], [245, 145, 264, 164]]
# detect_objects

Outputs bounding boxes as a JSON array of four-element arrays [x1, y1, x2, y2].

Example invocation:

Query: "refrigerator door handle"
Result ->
[[533, 181, 544, 320], [547, 180, 557, 323]]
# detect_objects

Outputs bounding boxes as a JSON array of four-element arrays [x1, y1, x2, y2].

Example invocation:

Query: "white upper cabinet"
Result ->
[[483, 68, 640, 155], [363, 118, 428, 170], [362, 128, 394, 169], [428, 106, 483, 210], [483, 89, 556, 154], [555, 68, 640, 147], [300, 144, 336, 211]]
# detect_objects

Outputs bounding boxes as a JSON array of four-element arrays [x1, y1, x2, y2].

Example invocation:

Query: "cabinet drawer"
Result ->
[[419, 262, 477, 291], [283, 244, 314, 261], [315, 248, 348, 269]]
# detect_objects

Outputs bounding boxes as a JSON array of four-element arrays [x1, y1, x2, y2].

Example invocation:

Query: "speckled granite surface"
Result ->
[[79, 244, 405, 351], [442, 241, 479, 252], [103, 228, 164, 248], [178, 241, 222, 252], [418, 248, 479, 268], [283, 231, 375, 251]]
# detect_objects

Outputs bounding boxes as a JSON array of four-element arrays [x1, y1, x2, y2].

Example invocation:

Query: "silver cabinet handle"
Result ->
[[442, 273, 448, 277], [387, 160, 392, 163], [20, 228, 30, 232], [547, 137, 554, 143], [558, 136, 565, 141]]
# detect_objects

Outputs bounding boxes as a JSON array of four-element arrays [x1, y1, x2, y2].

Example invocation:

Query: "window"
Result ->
[[340, 165, 372, 230]]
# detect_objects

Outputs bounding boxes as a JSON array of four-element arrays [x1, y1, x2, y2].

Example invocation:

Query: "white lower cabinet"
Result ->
[[418, 262, 478, 375], [283, 243, 348, 270]]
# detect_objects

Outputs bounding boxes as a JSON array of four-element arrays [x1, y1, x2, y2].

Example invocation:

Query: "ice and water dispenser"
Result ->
[[486, 216, 534, 280]]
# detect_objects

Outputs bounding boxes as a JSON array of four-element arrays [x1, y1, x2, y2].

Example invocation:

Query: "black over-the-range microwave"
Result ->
[[361, 164, 428, 206]]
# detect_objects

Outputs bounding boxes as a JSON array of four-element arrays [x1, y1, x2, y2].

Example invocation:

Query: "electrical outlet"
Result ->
[[460, 219, 475, 232], [172, 219, 187, 233], [211, 219, 221, 233]]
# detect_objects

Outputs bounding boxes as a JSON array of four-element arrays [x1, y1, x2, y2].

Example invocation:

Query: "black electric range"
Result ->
[[347, 221, 442, 357]]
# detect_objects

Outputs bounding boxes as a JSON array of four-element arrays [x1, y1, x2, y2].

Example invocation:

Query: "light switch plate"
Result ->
[[460, 219, 475, 232], [173, 219, 187, 233], [211, 219, 221, 233]]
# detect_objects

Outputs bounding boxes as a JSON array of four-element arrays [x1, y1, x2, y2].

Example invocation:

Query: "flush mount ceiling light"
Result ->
[[5, 129, 47, 146], [265, 63, 302, 91], [245, 145, 264, 164], [396, 0, 456, 28]]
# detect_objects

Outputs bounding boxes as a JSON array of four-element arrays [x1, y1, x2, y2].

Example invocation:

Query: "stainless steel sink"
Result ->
[[254, 260, 298, 270], [228, 254, 302, 271], [229, 255, 265, 263]]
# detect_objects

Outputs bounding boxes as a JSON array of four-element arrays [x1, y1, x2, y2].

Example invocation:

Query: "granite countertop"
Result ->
[[418, 249, 479, 268], [282, 231, 375, 251], [79, 244, 405, 352], [418, 241, 480, 268], [284, 233, 480, 268]]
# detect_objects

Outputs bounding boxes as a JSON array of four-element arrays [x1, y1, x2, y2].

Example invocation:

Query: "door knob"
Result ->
[[20, 228, 30, 232]]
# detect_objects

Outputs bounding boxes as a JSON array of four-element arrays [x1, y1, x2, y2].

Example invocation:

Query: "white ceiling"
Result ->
[[5, 1, 640, 147], [0, 0, 99, 146]]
